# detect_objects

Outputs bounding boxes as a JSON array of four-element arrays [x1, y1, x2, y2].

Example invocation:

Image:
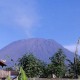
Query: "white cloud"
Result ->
[[64, 45, 76, 52], [0, 0, 40, 37], [64, 44, 80, 55]]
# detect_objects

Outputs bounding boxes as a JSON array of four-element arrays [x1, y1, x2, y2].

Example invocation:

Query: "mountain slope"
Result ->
[[0, 38, 74, 66]]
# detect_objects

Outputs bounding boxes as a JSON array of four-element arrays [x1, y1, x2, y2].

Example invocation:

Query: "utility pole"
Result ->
[[74, 38, 80, 79]]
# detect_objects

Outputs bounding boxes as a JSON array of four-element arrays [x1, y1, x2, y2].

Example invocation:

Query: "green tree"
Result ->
[[77, 57, 80, 75], [66, 59, 74, 77], [39, 62, 48, 78], [18, 53, 44, 78], [67, 56, 80, 77], [49, 49, 66, 78], [5, 67, 13, 71]]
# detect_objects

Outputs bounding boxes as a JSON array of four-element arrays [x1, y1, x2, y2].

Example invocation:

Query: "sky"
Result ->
[[0, 0, 80, 53]]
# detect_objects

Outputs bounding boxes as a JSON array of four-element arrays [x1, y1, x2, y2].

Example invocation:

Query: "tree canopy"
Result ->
[[18, 53, 45, 78], [49, 49, 66, 78]]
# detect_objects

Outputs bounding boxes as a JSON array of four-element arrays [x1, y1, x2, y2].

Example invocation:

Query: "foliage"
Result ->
[[6, 67, 28, 80], [76, 57, 80, 75], [18, 49, 67, 78], [18, 67, 28, 80], [49, 49, 66, 78], [7, 76, 11, 80], [17, 49, 80, 78], [39, 62, 48, 78], [18, 53, 44, 78], [66, 59, 74, 76], [5, 67, 13, 71], [67, 56, 80, 77]]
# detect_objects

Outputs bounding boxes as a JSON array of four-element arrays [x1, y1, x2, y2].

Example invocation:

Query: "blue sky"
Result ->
[[0, 0, 80, 52]]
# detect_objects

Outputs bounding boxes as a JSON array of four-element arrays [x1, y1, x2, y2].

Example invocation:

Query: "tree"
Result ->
[[77, 57, 80, 75], [49, 49, 66, 78], [39, 62, 48, 78], [4, 67, 13, 71], [67, 56, 80, 77], [18, 53, 44, 78], [66, 59, 74, 77]]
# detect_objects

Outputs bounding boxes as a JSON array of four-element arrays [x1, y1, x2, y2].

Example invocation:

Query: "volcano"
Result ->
[[0, 38, 74, 66]]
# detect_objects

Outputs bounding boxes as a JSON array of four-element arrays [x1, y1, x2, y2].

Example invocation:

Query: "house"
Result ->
[[0, 60, 18, 80]]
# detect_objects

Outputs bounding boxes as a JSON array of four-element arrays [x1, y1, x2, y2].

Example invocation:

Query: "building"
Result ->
[[0, 60, 18, 80]]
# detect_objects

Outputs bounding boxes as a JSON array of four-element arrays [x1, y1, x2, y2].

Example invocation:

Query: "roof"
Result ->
[[0, 61, 6, 67]]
